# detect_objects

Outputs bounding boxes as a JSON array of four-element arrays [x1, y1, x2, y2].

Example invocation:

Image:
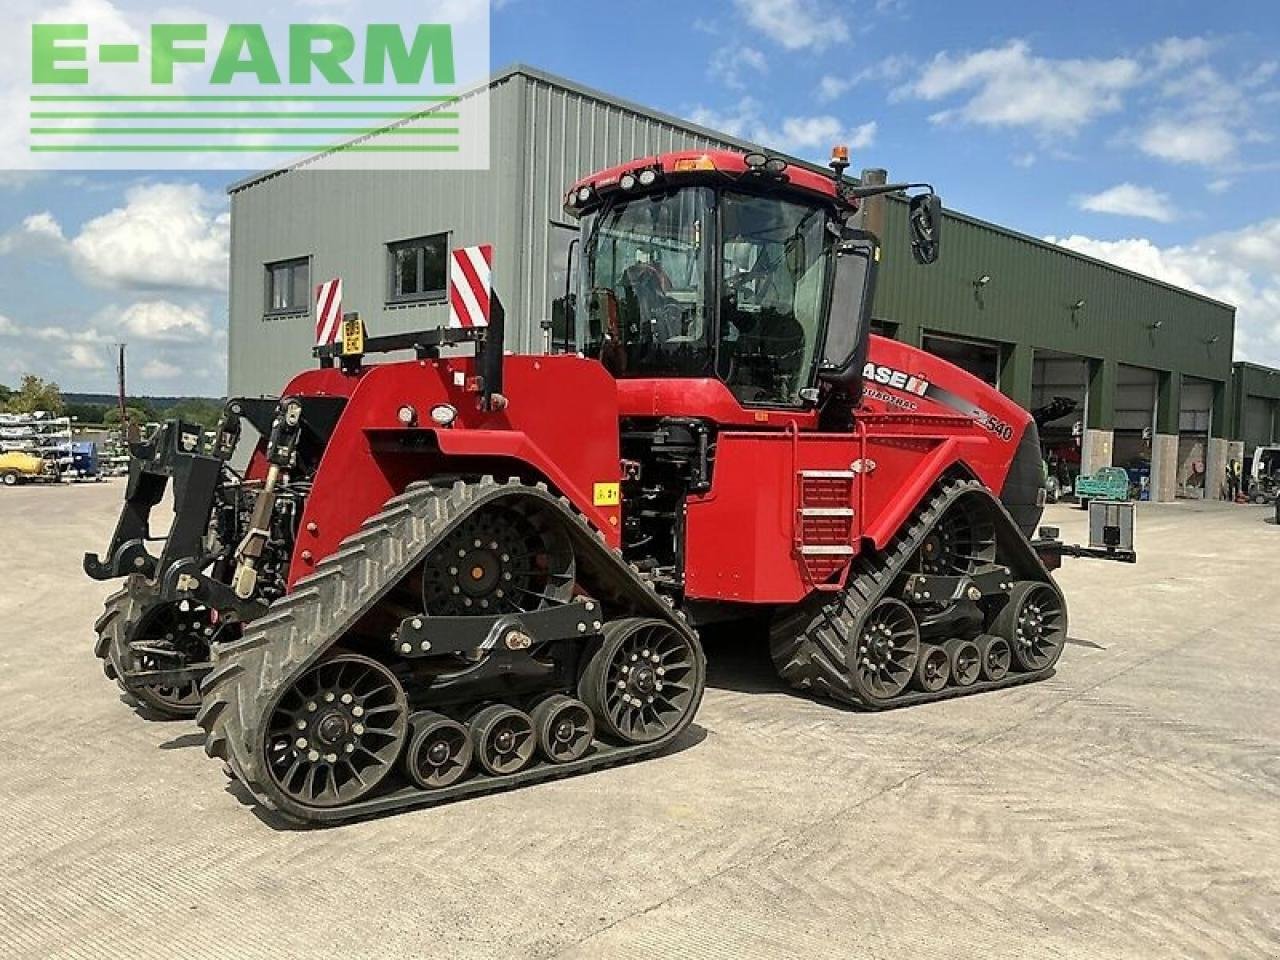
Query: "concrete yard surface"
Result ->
[[0, 482, 1277, 959]]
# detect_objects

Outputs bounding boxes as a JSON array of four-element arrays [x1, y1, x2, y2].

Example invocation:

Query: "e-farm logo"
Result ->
[[14, 5, 490, 171]]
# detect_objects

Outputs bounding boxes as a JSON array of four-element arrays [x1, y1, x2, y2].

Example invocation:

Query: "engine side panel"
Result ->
[[283, 355, 623, 587]]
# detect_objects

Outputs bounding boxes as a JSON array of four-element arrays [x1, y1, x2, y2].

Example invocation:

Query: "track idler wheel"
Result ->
[[264, 653, 408, 808], [976, 634, 1011, 682], [404, 711, 472, 790], [994, 581, 1067, 672], [470, 705, 536, 776], [530, 694, 594, 764], [579, 618, 703, 745], [850, 598, 920, 704], [913, 643, 950, 693], [944, 638, 981, 687]]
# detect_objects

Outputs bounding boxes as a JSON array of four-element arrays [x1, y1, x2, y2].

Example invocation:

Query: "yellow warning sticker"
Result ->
[[341, 315, 365, 356], [593, 482, 621, 506]]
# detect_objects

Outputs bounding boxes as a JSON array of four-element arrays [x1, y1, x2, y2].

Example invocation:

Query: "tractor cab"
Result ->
[[562, 148, 941, 422]]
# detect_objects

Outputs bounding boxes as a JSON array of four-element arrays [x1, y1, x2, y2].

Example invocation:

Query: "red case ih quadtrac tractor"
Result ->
[[87, 148, 1125, 824]]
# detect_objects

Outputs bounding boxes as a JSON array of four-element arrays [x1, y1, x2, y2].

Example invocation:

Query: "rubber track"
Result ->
[[770, 479, 1065, 710], [196, 477, 705, 825]]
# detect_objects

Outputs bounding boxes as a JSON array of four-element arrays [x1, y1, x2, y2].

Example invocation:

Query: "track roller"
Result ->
[[994, 581, 1067, 672], [530, 694, 594, 764], [579, 617, 704, 745], [976, 634, 1011, 682], [913, 643, 950, 692], [944, 638, 981, 687], [470, 705, 536, 776], [404, 712, 473, 790]]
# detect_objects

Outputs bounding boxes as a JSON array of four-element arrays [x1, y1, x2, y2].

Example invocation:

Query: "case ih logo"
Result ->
[[863, 363, 930, 397]]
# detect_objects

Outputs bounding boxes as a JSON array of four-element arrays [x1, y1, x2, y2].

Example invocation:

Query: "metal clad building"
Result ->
[[1230, 362, 1280, 450], [228, 65, 1247, 501]]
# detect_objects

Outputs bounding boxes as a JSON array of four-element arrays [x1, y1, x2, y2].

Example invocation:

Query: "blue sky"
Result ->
[[1, 0, 1277, 396]]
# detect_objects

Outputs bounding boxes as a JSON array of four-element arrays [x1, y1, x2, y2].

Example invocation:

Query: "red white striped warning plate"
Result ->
[[449, 245, 492, 328], [314, 278, 343, 346]]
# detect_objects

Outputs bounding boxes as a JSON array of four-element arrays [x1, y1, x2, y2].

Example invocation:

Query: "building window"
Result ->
[[264, 257, 310, 316], [388, 234, 448, 304]]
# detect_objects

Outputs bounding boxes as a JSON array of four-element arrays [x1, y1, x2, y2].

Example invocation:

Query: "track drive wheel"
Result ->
[[850, 598, 920, 704], [264, 653, 408, 808], [470, 705, 536, 776], [110, 598, 217, 719], [945, 638, 981, 687], [404, 712, 472, 790], [994, 581, 1067, 672], [530, 694, 594, 764], [976, 634, 1012, 681], [579, 618, 704, 745], [913, 643, 950, 693]]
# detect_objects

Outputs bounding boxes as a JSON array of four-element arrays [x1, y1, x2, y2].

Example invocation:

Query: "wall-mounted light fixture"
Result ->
[[1071, 299, 1086, 310], [1204, 335, 1221, 345], [1148, 320, 1163, 330], [973, 274, 991, 288]]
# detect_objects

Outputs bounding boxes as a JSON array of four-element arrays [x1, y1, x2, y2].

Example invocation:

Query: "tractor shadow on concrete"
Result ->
[[699, 620, 791, 696]]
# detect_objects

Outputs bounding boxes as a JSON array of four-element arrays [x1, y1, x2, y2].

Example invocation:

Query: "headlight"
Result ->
[[429, 404, 458, 427], [576, 186, 593, 204], [397, 405, 418, 426], [619, 172, 637, 191], [638, 168, 659, 187]]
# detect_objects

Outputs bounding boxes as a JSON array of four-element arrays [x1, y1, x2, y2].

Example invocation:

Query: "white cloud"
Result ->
[[709, 46, 769, 91], [906, 40, 1140, 136], [1138, 119, 1236, 166], [67, 342, 107, 371], [1012, 152, 1037, 168], [1207, 177, 1234, 194], [817, 75, 852, 102], [1149, 36, 1216, 73], [1078, 183, 1179, 223], [118, 301, 213, 342], [142, 358, 182, 380], [0, 172, 46, 191], [70, 184, 230, 292], [1045, 218, 1280, 364], [0, 315, 17, 335], [22, 212, 64, 241], [689, 98, 876, 155], [733, 0, 849, 51]]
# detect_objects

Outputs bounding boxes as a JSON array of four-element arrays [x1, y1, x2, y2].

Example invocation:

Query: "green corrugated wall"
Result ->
[[873, 197, 1237, 431]]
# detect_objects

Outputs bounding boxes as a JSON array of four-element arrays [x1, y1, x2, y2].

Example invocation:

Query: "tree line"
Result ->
[[1, 375, 225, 429]]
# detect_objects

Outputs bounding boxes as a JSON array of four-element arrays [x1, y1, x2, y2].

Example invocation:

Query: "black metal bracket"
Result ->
[[84, 419, 216, 581], [1032, 538, 1137, 564], [392, 599, 603, 660], [159, 560, 268, 624], [313, 325, 487, 364], [901, 564, 1015, 605]]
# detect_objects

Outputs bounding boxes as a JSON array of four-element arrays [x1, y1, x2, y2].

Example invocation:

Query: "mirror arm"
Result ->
[[844, 181, 934, 200]]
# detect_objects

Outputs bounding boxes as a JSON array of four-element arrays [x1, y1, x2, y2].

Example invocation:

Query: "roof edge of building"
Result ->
[[224, 63, 1239, 315]]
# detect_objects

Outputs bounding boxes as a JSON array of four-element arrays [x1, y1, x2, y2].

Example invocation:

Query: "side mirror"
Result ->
[[908, 193, 942, 265], [818, 228, 878, 384]]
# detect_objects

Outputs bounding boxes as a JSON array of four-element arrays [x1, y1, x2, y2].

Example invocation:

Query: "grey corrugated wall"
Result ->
[[226, 70, 736, 396]]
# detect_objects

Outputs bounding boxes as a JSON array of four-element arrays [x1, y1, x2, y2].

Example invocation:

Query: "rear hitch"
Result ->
[[1032, 500, 1138, 568]]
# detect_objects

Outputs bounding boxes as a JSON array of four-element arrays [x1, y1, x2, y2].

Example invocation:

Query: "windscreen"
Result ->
[[716, 192, 831, 405], [579, 187, 712, 377]]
